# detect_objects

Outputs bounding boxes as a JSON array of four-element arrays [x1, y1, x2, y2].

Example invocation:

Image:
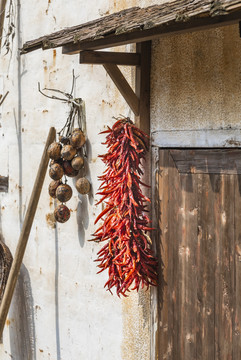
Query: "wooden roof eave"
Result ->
[[62, 9, 241, 55], [21, 1, 241, 55]]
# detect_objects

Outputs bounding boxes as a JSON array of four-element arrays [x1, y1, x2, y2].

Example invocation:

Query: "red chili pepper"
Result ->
[[92, 118, 158, 296]]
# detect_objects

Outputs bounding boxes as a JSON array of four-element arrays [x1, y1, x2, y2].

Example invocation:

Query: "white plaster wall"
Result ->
[[0, 1, 163, 359]]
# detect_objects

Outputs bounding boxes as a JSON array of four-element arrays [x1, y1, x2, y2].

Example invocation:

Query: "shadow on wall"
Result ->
[[54, 223, 61, 360], [9, 264, 36, 360], [74, 138, 94, 248]]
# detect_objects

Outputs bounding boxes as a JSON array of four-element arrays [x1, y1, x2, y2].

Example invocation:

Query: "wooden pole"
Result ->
[[0, 0, 7, 49], [0, 127, 56, 338]]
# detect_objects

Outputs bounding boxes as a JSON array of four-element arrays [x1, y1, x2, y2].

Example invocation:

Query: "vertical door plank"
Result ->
[[215, 175, 234, 360], [196, 174, 216, 360], [220, 175, 234, 359], [213, 174, 222, 360], [178, 173, 198, 360], [233, 175, 241, 358]]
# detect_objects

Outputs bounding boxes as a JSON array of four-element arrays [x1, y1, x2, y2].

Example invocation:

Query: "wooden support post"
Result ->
[[79, 50, 140, 66], [135, 41, 151, 134], [134, 41, 155, 359], [0, 127, 56, 339], [103, 63, 139, 116]]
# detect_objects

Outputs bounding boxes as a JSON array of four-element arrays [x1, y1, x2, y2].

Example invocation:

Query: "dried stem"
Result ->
[[1, 0, 15, 54], [38, 72, 86, 156], [0, 91, 9, 106]]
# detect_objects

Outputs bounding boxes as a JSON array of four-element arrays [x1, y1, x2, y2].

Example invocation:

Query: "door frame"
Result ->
[[150, 128, 241, 360]]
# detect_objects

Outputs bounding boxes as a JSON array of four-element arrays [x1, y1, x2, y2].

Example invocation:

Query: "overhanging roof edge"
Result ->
[[21, 1, 241, 54]]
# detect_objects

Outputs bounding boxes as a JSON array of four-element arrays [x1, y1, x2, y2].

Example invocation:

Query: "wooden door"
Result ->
[[157, 149, 241, 360]]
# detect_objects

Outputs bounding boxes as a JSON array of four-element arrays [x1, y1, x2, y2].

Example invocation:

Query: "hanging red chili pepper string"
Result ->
[[92, 118, 158, 297]]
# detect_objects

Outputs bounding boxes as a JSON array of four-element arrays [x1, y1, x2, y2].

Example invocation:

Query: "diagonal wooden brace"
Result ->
[[77, 42, 151, 128], [103, 63, 139, 116]]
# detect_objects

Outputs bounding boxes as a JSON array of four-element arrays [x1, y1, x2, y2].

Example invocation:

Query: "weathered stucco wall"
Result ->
[[151, 24, 241, 133]]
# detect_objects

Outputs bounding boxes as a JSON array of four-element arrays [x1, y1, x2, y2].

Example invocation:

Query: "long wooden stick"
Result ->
[[0, 127, 56, 338], [0, 0, 7, 49]]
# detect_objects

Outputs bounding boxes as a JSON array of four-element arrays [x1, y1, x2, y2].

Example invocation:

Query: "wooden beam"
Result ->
[[135, 41, 151, 134], [62, 11, 241, 54], [79, 50, 140, 65], [103, 63, 139, 116], [0, 176, 8, 193], [0, 127, 56, 339]]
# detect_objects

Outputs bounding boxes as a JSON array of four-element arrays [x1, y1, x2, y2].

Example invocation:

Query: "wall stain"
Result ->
[[102, 99, 112, 107], [53, 49, 56, 68], [46, 0, 51, 15], [46, 212, 56, 228]]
